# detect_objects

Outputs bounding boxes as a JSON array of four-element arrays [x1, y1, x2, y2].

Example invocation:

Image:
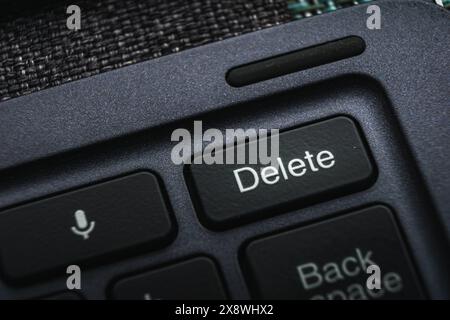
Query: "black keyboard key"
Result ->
[[0, 172, 174, 280], [187, 117, 375, 229], [112, 257, 227, 300], [244, 206, 424, 300]]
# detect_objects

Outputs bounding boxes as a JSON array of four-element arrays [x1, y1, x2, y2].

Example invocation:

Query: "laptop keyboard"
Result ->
[[0, 116, 429, 299], [0, 173, 174, 281], [0, 0, 448, 301]]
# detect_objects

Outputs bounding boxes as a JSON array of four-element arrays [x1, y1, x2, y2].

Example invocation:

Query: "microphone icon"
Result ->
[[71, 210, 95, 240]]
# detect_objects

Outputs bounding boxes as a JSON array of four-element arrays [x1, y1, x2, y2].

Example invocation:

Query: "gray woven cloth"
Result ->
[[0, 0, 291, 101]]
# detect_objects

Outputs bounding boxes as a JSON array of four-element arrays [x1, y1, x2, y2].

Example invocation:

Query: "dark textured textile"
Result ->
[[2, 1, 446, 102], [0, 0, 291, 101]]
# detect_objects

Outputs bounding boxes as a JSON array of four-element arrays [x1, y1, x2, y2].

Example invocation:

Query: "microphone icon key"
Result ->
[[71, 210, 95, 240]]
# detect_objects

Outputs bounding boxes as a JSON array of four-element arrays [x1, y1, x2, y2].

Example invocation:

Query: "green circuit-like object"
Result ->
[[288, 0, 375, 19], [288, 0, 449, 19]]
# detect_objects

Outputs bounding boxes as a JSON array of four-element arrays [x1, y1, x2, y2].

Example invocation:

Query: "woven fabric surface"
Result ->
[[1, 1, 447, 102], [0, 0, 292, 102]]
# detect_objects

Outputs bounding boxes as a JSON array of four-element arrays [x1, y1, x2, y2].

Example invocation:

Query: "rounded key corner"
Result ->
[[197, 213, 233, 232], [364, 204, 399, 224], [325, 115, 367, 139], [332, 114, 359, 126], [357, 160, 378, 188], [149, 219, 177, 252], [189, 256, 217, 265]]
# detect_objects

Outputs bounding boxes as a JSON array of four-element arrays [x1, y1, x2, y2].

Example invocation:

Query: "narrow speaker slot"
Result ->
[[226, 36, 366, 87]]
